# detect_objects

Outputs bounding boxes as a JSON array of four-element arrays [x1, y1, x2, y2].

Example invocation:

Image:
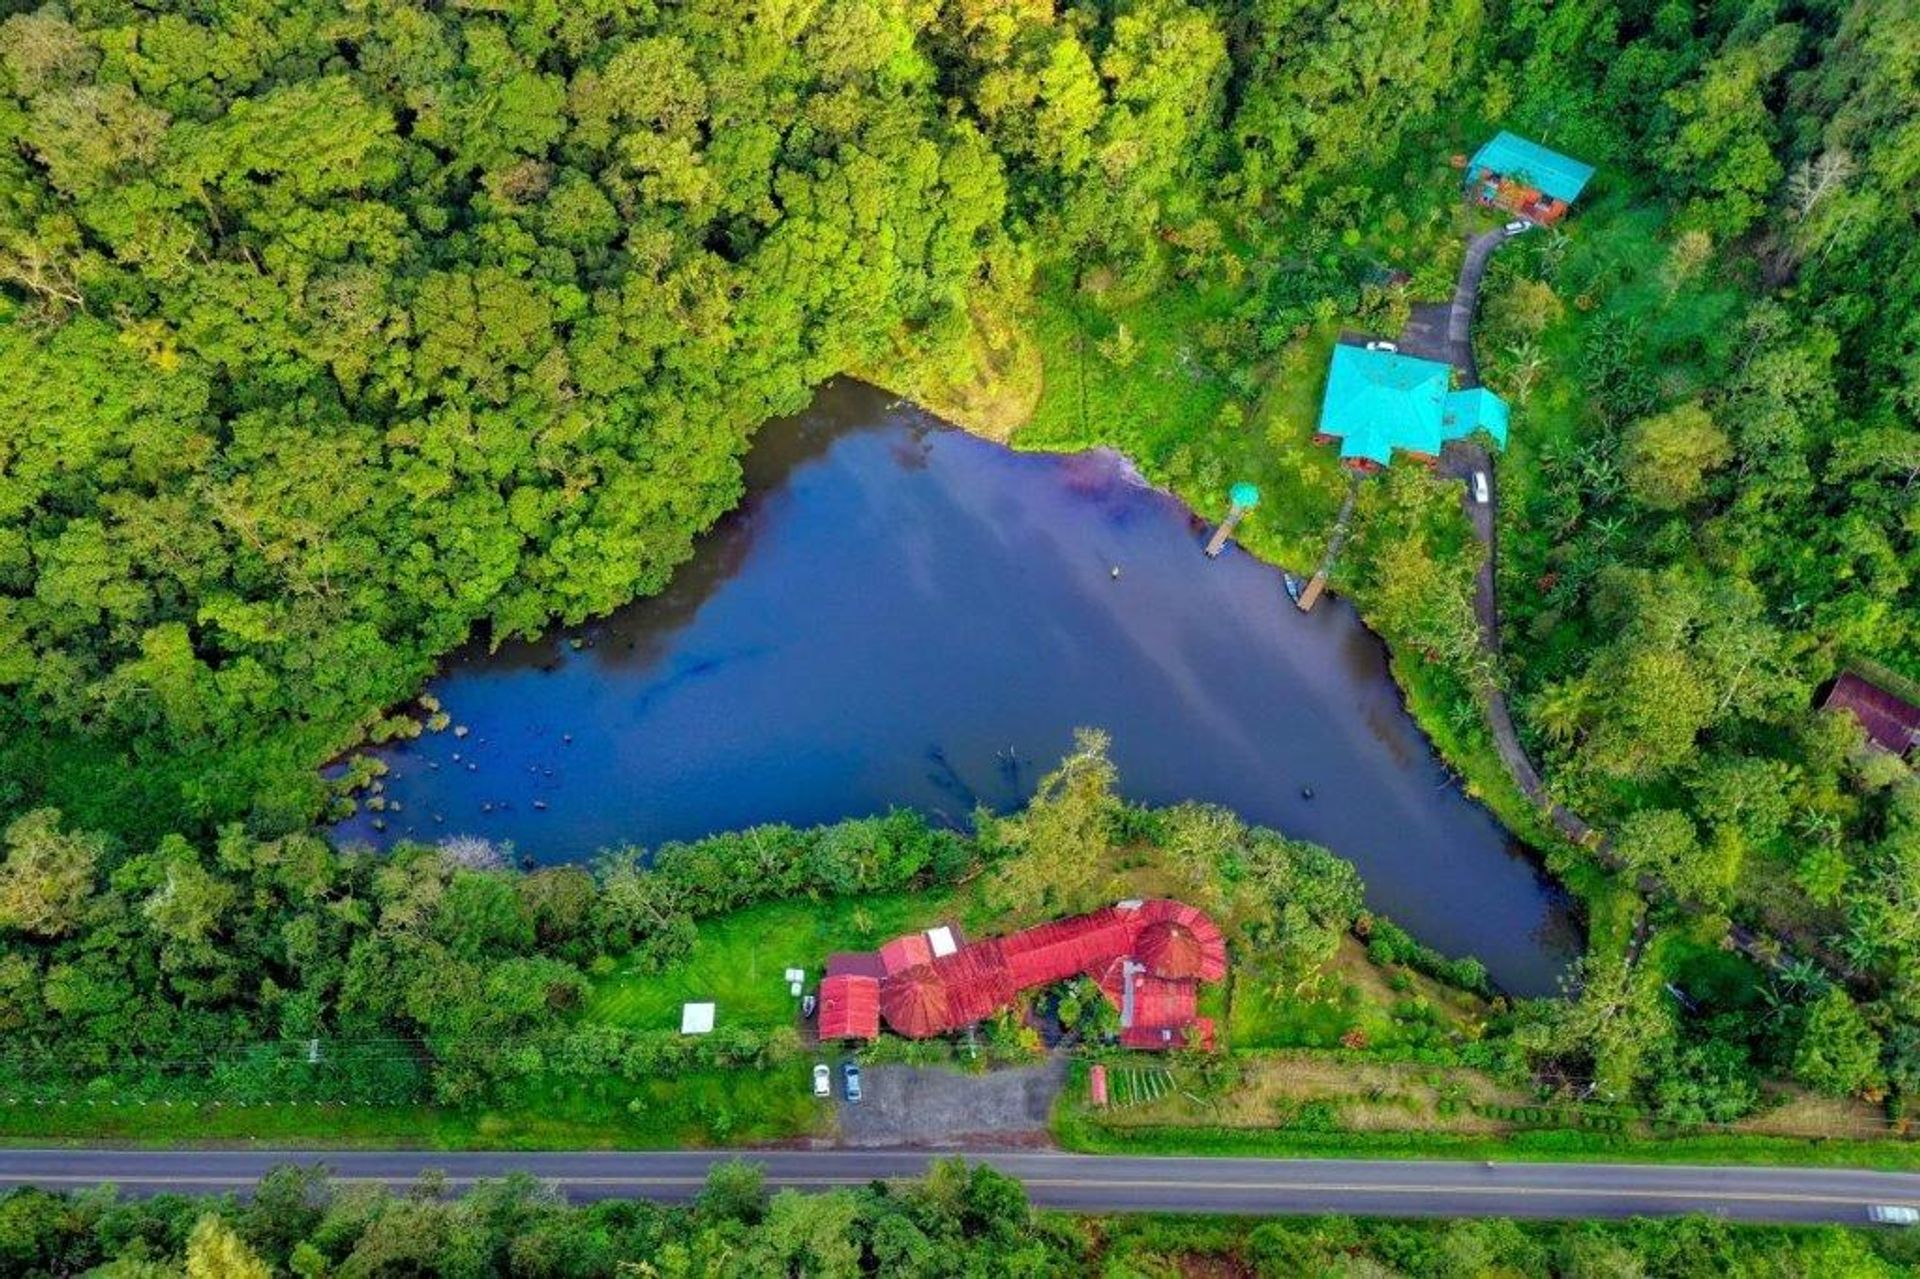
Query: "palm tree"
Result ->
[[1777, 956, 1830, 999], [1529, 681, 1589, 746], [1505, 339, 1547, 406]]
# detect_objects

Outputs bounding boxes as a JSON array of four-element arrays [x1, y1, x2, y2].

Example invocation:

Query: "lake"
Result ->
[[335, 381, 1578, 994]]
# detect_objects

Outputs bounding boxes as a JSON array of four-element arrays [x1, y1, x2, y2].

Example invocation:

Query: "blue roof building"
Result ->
[[1466, 132, 1594, 223], [1314, 345, 1510, 470]]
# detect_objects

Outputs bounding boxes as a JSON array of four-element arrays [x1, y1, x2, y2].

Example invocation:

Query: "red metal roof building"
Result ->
[[817, 973, 880, 1040], [823, 900, 1227, 1050], [1824, 672, 1920, 757]]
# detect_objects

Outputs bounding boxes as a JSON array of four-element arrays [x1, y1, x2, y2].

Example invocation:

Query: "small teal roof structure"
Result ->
[[1317, 345, 1510, 465], [1468, 132, 1594, 205], [1443, 387, 1509, 448], [1229, 482, 1261, 509]]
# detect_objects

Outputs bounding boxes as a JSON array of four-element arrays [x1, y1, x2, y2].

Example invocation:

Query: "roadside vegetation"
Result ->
[[5, 1162, 1917, 1277]]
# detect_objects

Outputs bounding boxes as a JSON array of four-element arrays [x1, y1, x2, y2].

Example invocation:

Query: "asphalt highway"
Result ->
[[2, 1149, 1918, 1224]]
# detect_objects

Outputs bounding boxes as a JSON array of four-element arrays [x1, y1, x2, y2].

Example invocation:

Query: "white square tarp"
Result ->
[[681, 1002, 716, 1034]]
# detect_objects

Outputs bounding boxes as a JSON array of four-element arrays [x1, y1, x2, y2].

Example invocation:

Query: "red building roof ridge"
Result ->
[[850, 899, 1227, 1047]]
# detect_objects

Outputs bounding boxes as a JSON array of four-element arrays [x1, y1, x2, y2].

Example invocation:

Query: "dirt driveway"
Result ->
[[836, 1058, 1066, 1148]]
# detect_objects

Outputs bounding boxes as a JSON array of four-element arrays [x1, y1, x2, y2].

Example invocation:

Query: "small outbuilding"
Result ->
[[1465, 132, 1594, 224], [1824, 671, 1920, 758], [817, 974, 881, 1040], [680, 1002, 716, 1035]]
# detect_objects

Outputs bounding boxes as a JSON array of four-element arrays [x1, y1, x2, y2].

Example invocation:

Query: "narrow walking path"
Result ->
[[1295, 472, 1361, 611]]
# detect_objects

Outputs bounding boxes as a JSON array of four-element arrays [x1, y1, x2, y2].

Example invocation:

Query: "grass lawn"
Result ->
[[0, 1066, 825, 1149], [1011, 266, 1352, 576], [587, 892, 959, 1033]]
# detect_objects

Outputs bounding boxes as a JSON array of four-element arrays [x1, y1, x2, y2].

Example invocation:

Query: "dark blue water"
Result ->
[[335, 381, 1577, 993]]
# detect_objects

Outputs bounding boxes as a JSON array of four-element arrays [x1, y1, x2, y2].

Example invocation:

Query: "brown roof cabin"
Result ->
[[1824, 671, 1920, 757]]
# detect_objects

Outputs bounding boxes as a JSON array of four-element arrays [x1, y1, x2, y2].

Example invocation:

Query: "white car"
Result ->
[[1504, 220, 1531, 235], [1869, 1204, 1918, 1225], [1472, 472, 1490, 504], [812, 1063, 831, 1098], [1364, 340, 1397, 353]]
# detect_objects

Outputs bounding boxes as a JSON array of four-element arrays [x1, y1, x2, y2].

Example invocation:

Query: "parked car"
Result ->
[[1869, 1205, 1919, 1226], [812, 1063, 831, 1098], [842, 1060, 863, 1103], [1472, 471, 1490, 504], [1504, 219, 1531, 235], [801, 993, 817, 1019], [1364, 340, 1397, 353]]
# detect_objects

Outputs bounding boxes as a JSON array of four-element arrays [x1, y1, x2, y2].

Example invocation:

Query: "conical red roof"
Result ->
[[1136, 920, 1205, 980], [879, 965, 951, 1038]]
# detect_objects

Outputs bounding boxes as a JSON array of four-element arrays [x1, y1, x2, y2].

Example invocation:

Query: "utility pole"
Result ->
[[1204, 482, 1261, 558]]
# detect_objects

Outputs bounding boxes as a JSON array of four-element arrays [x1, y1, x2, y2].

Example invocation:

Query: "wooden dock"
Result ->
[[1296, 476, 1361, 612]]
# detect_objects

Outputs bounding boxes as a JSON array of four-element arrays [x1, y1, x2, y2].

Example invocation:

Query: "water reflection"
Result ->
[[334, 381, 1578, 993]]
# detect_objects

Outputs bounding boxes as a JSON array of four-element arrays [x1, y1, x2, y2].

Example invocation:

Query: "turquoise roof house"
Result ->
[[1466, 132, 1595, 223], [1314, 345, 1509, 471]]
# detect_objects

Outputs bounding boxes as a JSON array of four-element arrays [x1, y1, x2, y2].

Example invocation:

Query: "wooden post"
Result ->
[[1205, 482, 1261, 559]]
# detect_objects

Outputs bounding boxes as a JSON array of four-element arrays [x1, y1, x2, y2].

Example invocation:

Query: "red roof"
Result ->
[[1121, 1016, 1215, 1051], [862, 900, 1229, 1043], [1825, 672, 1920, 755], [878, 933, 933, 976], [1095, 958, 1198, 1030], [1137, 921, 1206, 979], [817, 974, 879, 1040], [1133, 901, 1227, 980], [1000, 908, 1136, 988], [877, 966, 951, 1038]]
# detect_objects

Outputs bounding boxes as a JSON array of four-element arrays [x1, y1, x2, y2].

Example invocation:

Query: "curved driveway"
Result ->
[[2, 1148, 1918, 1224]]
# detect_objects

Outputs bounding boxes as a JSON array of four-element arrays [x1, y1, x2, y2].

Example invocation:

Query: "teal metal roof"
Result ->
[[1443, 387, 1510, 448], [1317, 346, 1451, 465], [1317, 345, 1511, 464], [1468, 132, 1594, 204], [1229, 482, 1261, 509]]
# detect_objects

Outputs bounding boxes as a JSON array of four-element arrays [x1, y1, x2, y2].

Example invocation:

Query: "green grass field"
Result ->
[[1012, 267, 1351, 576], [1057, 1110, 1920, 1171], [587, 892, 959, 1032], [0, 1066, 825, 1149], [1226, 937, 1488, 1053]]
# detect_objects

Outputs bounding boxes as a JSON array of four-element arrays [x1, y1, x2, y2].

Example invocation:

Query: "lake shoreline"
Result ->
[[330, 382, 1578, 994]]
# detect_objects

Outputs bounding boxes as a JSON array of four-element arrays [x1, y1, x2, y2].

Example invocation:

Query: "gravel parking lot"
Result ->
[[836, 1059, 1066, 1147]]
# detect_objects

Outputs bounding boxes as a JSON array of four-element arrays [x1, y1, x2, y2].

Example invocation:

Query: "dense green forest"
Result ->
[[0, 0, 1917, 1152], [5, 1161, 1916, 1276]]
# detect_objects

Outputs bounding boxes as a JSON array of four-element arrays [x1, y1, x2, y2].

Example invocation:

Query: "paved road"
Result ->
[[1420, 224, 1611, 856], [2, 1149, 1918, 1224]]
